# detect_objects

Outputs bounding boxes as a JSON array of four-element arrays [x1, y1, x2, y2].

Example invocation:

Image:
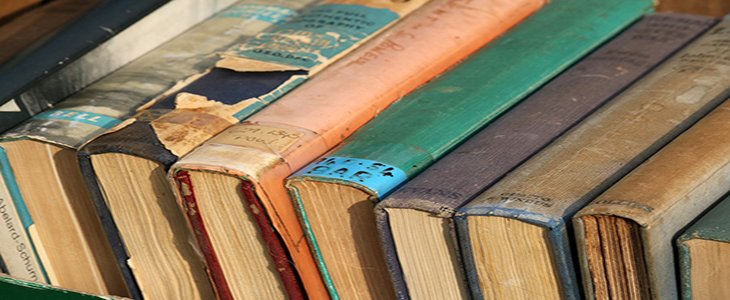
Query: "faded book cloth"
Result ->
[[169, 0, 546, 299], [375, 12, 713, 300], [574, 99, 730, 299], [457, 17, 730, 300], [77, 0, 427, 298], [284, 0, 655, 298]]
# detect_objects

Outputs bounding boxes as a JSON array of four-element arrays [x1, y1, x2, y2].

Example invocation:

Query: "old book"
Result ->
[[0, 0, 238, 133], [457, 18, 730, 300], [0, 1, 301, 297], [374, 13, 713, 300], [574, 99, 730, 299], [285, 0, 653, 298], [79, 1, 427, 299], [169, 0, 546, 299], [0, 0, 100, 65], [677, 194, 730, 300]]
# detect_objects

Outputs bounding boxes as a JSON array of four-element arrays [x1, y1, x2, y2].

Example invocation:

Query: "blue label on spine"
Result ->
[[295, 156, 407, 197], [218, 4, 297, 24], [235, 4, 398, 69], [33, 109, 121, 129]]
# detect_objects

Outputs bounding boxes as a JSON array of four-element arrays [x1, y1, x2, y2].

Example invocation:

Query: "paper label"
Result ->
[[33, 109, 121, 129], [0, 147, 46, 282], [233, 4, 398, 69], [218, 4, 297, 24], [295, 156, 407, 197], [208, 124, 305, 154]]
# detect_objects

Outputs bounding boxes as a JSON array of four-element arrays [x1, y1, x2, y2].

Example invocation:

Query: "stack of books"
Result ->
[[0, 0, 728, 299]]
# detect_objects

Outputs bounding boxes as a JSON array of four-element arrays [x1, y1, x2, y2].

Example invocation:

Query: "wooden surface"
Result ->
[[658, 0, 730, 17]]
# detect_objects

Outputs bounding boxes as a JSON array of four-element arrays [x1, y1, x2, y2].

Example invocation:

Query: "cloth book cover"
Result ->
[[0, 1, 305, 298], [285, 0, 653, 298], [78, 1, 427, 299], [456, 17, 730, 300], [574, 98, 730, 298], [169, 0, 545, 299], [0, 275, 119, 300], [373, 12, 713, 300], [0, 0, 169, 132], [0, 0, 39, 21], [677, 193, 730, 299]]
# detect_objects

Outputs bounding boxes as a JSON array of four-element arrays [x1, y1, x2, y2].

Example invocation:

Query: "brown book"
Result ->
[[457, 17, 730, 300], [0, 0, 39, 23]]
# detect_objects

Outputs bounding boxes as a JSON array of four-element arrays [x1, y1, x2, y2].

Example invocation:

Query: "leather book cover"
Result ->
[[374, 13, 713, 299], [457, 17, 730, 300], [286, 0, 653, 298], [169, 0, 545, 298], [574, 99, 730, 299], [677, 193, 730, 299], [0, 0, 173, 133], [78, 1, 427, 299], [0, 1, 303, 297]]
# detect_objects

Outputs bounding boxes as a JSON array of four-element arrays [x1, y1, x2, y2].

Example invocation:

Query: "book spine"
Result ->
[[374, 13, 715, 297], [0, 275, 114, 300], [0, 147, 46, 283], [458, 17, 730, 300]]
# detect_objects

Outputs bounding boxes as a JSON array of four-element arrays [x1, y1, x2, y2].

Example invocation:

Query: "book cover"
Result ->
[[374, 13, 713, 300], [677, 194, 730, 300], [0, 275, 119, 300], [78, 1, 427, 299], [0, 0, 39, 21], [285, 0, 653, 298], [457, 17, 730, 300], [169, 0, 545, 299], [574, 99, 730, 299], [0, 0, 240, 133], [0, 1, 304, 298]]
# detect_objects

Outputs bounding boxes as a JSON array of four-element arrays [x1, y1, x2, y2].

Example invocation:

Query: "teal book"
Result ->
[[285, 0, 653, 298], [677, 195, 730, 300]]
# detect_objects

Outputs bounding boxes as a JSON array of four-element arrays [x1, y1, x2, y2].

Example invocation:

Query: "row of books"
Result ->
[[0, 0, 728, 299]]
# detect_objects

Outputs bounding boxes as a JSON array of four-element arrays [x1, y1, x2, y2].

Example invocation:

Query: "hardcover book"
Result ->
[[374, 13, 713, 300], [0, 1, 303, 297], [0, 0, 39, 21], [677, 194, 730, 300], [457, 17, 730, 300], [574, 99, 730, 299], [0, 275, 117, 300], [169, 0, 546, 299], [285, 0, 653, 298], [0, 0, 239, 133], [78, 1, 428, 299]]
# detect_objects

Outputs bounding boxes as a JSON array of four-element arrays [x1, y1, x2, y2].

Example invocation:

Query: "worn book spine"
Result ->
[[0, 0, 39, 21], [457, 17, 730, 300], [286, 0, 654, 298], [677, 194, 730, 299], [574, 99, 730, 299], [79, 1, 427, 298], [0, 0, 243, 133], [0, 1, 308, 298], [374, 13, 713, 299], [170, 0, 546, 298]]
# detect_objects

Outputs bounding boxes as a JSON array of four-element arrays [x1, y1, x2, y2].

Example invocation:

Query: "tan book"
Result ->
[[169, 0, 545, 299], [574, 100, 730, 298], [457, 17, 730, 300]]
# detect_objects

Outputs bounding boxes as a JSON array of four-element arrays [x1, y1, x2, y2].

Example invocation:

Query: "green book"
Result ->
[[677, 195, 730, 300], [0, 276, 116, 300], [285, 0, 653, 298]]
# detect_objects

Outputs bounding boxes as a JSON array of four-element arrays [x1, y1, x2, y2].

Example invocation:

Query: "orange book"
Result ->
[[169, 0, 545, 298]]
